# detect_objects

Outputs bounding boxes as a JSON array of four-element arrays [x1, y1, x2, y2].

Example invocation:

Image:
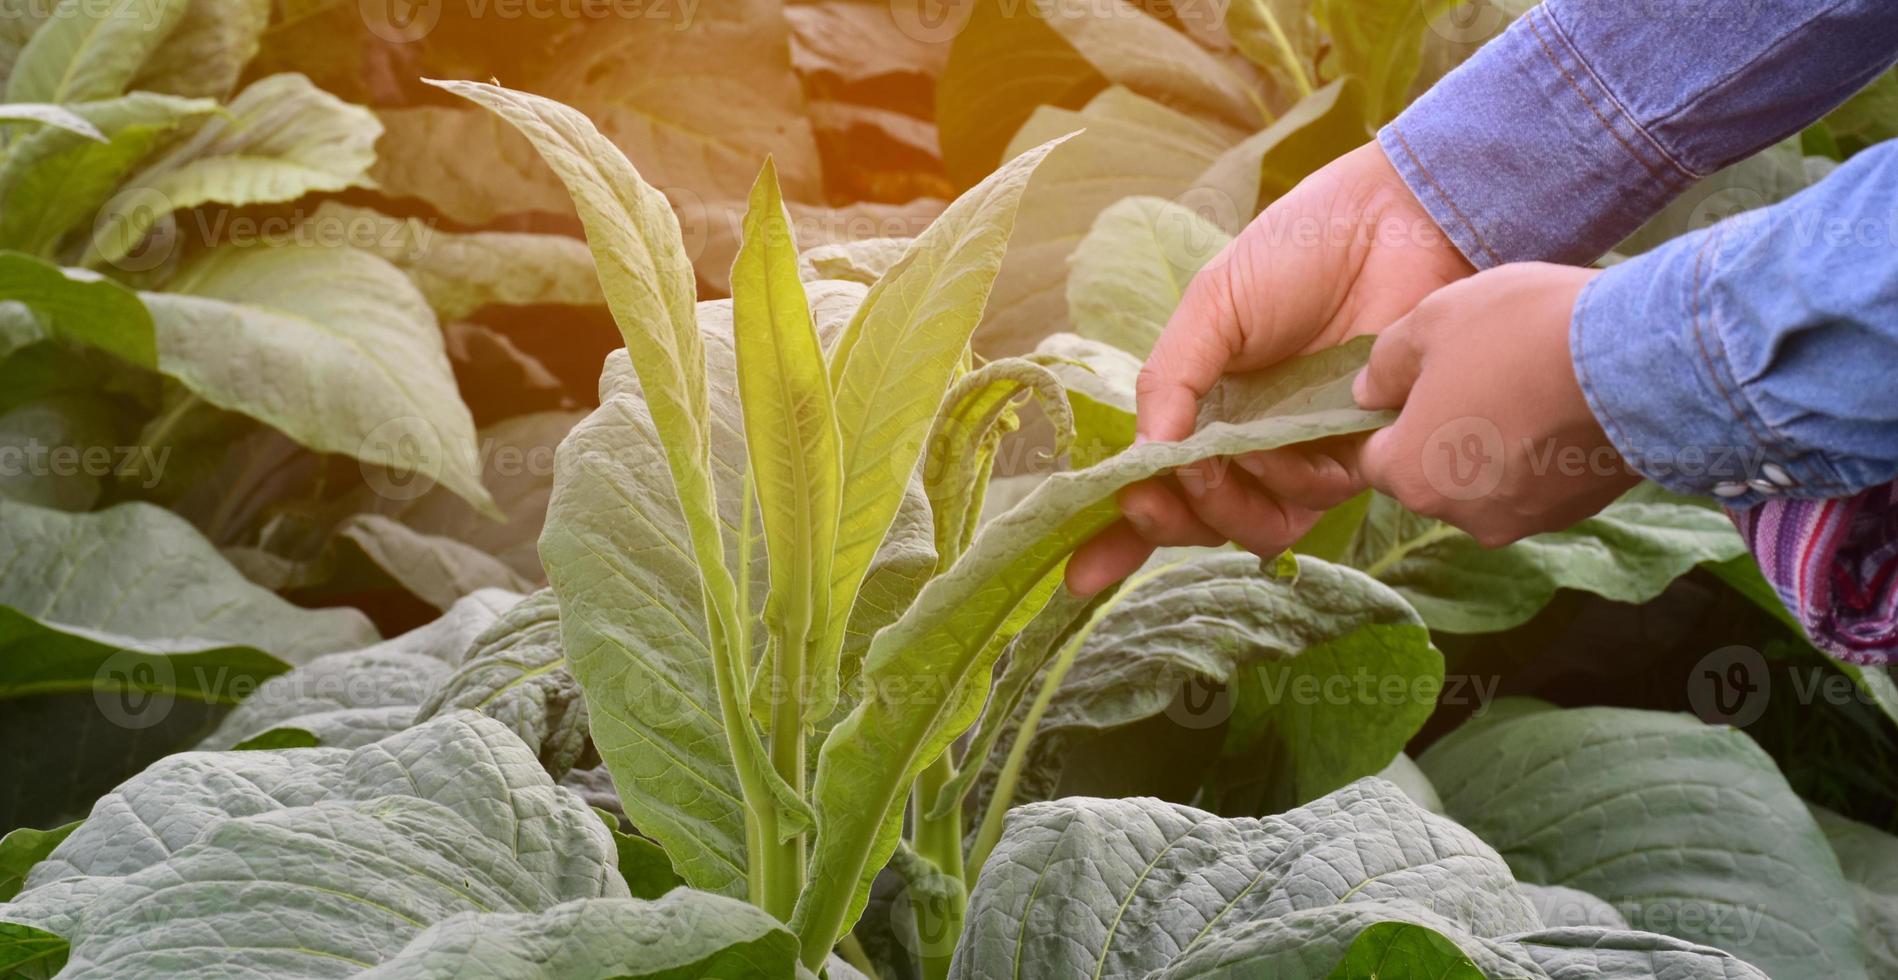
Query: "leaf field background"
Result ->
[[1, 0, 1896, 978]]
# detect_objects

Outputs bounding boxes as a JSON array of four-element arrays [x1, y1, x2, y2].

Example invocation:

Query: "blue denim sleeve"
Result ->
[[1379, 1, 1898, 269], [1572, 142, 1898, 502]]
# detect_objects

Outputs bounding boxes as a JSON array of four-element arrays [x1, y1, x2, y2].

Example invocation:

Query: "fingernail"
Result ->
[[1123, 504, 1155, 534], [1133, 433, 1151, 447], [1351, 369, 1371, 406], [1176, 464, 1207, 497], [1237, 454, 1268, 479]]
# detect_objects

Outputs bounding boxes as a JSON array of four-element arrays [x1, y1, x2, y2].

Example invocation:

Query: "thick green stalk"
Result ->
[[762, 623, 809, 922], [910, 752, 964, 980]]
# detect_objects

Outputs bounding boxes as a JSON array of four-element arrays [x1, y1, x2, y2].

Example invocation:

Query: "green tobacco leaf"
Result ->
[[1036, 332, 1140, 463], [375, 0, 820, 226], [1311, 0, 1459, 125], [1348, 486, 1747, 634], [302, 202, 603, 320], [594, 807, 684, 902], [1328, 922, 1485, 980], [84, 73, 380, 268], [434, 77, 741, 666], [536, 340, 750, 895], [5, 0, 188, 103], [951, 780, 1770, 979], [1190, 77, 1369, 217], [924, 357, 1073, 566], [0, 393, 126, 512], [0, 823, 77, 903], [0, 499, 376, 702], [733, 158, 844, 723], [0, 104, 101, 140], [1419, 703, 1867, 980], [936, 0, 1104, 189], [795, 341, 1390, 963], [969, 551, 1434, 831], [0, 251, 152, 363], [1222, 579, 1440, 809], [1226, 0, 1319, 100], [1067, 195, 1231, 357], [333, 514, 536, 612], [417, 590, 593, 779], [0, 714, 730, 978], [0, 93, 218, 258], [797, 237, 913, 285], [126, 0, 267, 100], [1038, 0, 1267, 133], [369, 106, 576, 225], [1811, 805, 1898, 976], [352, 893, 800, 980], [822, 133, 1068, 681], [197, 588, 521, 751], [976, 87, 1235, 356], [140, 243, 496, 515]]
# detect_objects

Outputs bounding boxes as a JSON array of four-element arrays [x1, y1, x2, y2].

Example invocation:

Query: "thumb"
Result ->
[[1135, 247, 1246, 443], [1353, 316, 1426, 411]]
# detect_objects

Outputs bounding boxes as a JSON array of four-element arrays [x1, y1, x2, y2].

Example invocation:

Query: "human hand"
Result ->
[[1066, 141, 1475, 597], [1352, 262, 1639, 546]]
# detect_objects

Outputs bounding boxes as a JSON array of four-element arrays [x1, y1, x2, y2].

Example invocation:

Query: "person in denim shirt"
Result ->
[[1067, 1, 1898, 663]]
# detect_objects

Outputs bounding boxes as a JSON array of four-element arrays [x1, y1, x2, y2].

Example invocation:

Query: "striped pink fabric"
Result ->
[[1732, 482, 1898, 665]]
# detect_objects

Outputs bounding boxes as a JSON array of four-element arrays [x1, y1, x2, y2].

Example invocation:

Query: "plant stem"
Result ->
[[910, 752, 964, 980], [762, 621, 810, 922], [838, 933, 879, 979], [1263, 9, 1315, 99], [1363, 522, 1464, 580]]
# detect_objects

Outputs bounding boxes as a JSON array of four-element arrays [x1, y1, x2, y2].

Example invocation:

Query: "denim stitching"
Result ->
[[1525, 10, 1683, 191], [1387, 129, 1503, 267]]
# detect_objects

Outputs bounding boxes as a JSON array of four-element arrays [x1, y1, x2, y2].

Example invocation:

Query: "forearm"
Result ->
[[1382, 0, 1898, 268], [1571, 140, 1898, 502], [1573, 141, 1898, 665]]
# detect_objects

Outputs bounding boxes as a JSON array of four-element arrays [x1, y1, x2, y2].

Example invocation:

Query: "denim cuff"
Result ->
[[1570, 229, 1822, 506], [1378, 5, 1695, 270]]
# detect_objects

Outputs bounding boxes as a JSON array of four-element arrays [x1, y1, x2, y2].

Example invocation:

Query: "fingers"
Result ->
[[1177, 459, 1322, 557], [1352, 314, 1425, 410], [1066, 521, 1154, 597], [1119, 480, 1225, 548], [1135, 244, 1246, 443], [1234, 441, 1365, 510]]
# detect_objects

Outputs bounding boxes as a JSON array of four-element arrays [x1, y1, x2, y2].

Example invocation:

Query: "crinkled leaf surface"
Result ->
[[0, 713, 703, 978], [196, 589, 521, 752], [351, 893, 801, 980], [797, 237, 914, 285], [1418, 703, 1866, 980], [965, 551, 1434, 825], [417, 590, 592, 779], [951, 780, 1769, 979]]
